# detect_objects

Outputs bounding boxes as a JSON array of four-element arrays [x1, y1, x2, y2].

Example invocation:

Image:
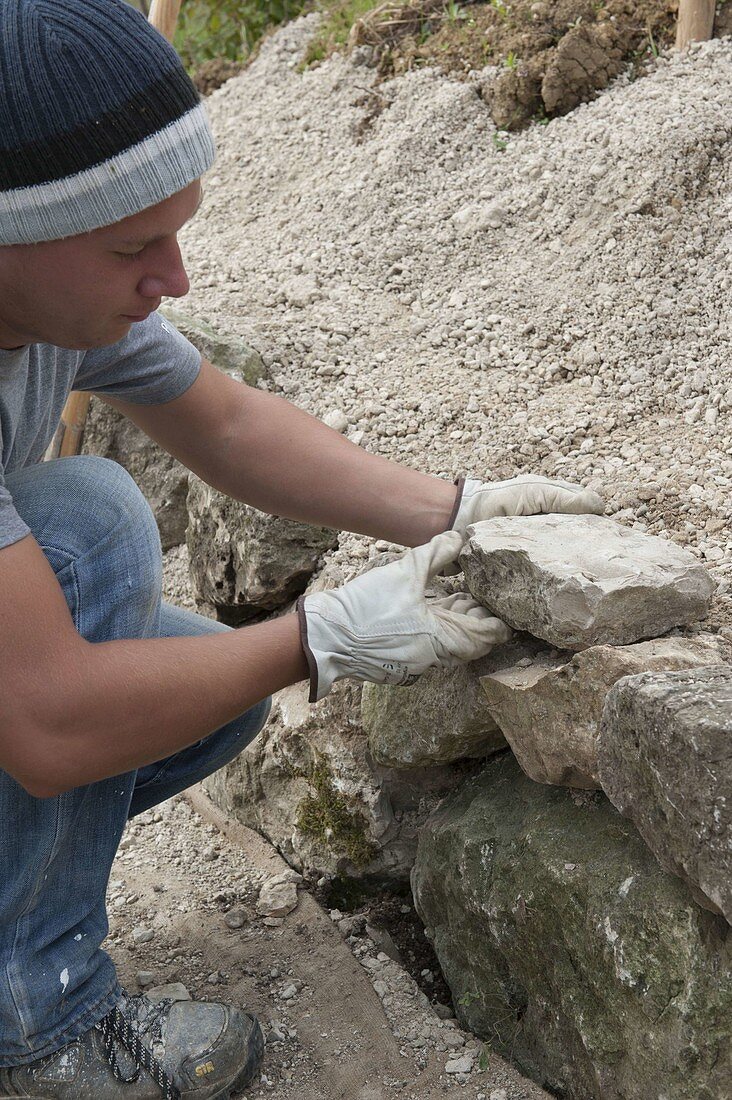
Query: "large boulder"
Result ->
[[459, 515, 716, 651], [82, 399, 189, 551], [361, 636, 550, 768], [480, 634, 726, 789], [203, 677, 479, 881], [412, 753, 732, 1100], [186, 475, 338, 623], [599, 664, 732, 923]]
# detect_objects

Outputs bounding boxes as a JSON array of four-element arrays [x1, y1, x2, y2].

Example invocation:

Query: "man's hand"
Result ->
[[450, 474, 605, 539], [297, 530, 512, 701]]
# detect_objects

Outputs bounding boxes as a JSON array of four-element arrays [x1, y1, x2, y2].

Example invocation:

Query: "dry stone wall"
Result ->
[[411, 754, 732, 1100], [599, 665, 732, 922]]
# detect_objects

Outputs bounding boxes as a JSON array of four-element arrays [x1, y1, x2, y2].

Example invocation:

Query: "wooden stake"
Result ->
[[676, 0, 715, 49], [48, 0, 185, 462], [148, 0, 183, 43]]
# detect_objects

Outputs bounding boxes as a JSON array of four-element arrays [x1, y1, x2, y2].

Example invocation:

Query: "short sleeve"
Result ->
[[0, 480, 31, 552], [75, 311, 202, 405]]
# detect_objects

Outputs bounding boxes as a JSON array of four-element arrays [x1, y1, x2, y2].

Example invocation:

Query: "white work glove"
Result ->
[[448, 474, 605, 538], [297, 530, 512, 702]]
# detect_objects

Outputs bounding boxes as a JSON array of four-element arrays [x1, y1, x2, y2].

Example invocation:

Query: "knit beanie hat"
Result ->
[[0, 0, 216, 245]]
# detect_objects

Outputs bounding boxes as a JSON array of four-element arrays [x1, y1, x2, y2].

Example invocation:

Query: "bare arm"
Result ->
[[102, 359, 460, 546], [1, 534, 308, 798]]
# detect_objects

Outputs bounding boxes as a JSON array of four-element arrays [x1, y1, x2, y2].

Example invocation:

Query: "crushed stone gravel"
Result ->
[[175, 19, 732, 637]]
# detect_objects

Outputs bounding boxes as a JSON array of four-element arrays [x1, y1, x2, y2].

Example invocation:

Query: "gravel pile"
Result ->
[[177, 18, 732, 631]]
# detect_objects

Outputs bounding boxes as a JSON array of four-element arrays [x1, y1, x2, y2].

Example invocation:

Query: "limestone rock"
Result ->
[[159, 306, 266, 387], [362, 637, 550, 768], [82, 399, 189, 551], [202, 676, 479, 882], [460, 514, 715, 650], [186, 474, 337, 623], [82, 310, 265, 550], [480, 634, 726, 789], [256, 877, 298, 918], [598, 665, 732, 923], [412, 754, 732, 1100]]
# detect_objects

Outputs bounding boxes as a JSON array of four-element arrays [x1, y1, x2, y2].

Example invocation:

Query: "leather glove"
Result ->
[[448, 474, 605, 538], [297, 530, 512, 702]]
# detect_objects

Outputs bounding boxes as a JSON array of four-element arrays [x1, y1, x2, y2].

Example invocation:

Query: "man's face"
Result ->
[[0, 180, 202, 351]]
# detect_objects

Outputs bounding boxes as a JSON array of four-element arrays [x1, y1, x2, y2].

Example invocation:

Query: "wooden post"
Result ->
[[148, 0, 183, 43], [47, 0, 184, 462], [676, 0, 715, 49]]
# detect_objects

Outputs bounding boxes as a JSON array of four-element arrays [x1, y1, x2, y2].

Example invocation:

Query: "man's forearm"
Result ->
[[209, 387, 460, 547], [30, 615, 307, 797]]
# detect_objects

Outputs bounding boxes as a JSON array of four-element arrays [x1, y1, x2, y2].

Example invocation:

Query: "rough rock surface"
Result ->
[[186, 474, 338, 623], [599, 664, 732, 923], [203, 677, 479, 882], [412, 753, 732, 1100], [159, 305, 266, 387], [460, 513, 715, 650], [82, 309, 265, 550], [82, 400, 189, 551], [361, 636, 551, 768], [480, 634, 726, 788]]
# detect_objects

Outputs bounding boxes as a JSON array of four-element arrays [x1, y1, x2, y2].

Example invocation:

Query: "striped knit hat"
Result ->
[[0, 0, 215, 245]]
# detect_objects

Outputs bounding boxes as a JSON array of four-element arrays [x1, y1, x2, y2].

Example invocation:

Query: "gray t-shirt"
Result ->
[[0, 311, 201, 551]]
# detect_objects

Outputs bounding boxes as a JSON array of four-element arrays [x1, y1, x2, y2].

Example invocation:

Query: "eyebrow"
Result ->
[[118, 188, 204, 247]]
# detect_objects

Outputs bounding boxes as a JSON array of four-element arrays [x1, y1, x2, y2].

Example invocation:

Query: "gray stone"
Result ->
[[82, 311, 265, 551], [459, 514, 715, 650], [82, 400, 189, 551], [480, 635, 726, 788], [256, 878, 298, 918], [224, 909, 247, 929], [412, 753, 732, 1100], [159, 306, 266, 387], [186, 474, 338, 623], [598, 664, 732, 923], [202, 674, 479, 882], [145, 983, 191, 1003], [362, 637, 550, 768]]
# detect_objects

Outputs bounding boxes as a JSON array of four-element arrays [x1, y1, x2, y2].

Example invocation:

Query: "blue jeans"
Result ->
[[0, 456, 271, 1066]]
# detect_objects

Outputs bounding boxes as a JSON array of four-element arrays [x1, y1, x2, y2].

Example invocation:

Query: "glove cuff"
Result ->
[[296, 595, 321, 703], [446, 476, 466, 531]]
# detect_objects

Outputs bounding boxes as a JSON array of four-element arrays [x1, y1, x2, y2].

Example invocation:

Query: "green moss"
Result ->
[[295, 756, 378, 869]]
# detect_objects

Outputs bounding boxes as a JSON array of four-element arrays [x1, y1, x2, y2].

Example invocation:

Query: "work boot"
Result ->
[[0, 992, 264, 1099]]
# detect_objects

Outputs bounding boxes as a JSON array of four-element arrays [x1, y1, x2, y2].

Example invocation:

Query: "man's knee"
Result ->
[[8, 455, 163, 630]]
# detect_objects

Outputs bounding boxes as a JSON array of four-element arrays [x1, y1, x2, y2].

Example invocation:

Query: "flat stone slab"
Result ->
[[459, 514, 715, 650], [480, 635, 726, 789], [599, 665, 732, 923], [362, 636, 550, 769]]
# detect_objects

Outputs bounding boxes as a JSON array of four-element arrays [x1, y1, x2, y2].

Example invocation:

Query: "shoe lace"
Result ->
[[94, 995, 181, 1100]]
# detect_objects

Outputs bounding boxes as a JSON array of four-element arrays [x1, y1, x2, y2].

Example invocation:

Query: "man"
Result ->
[[0, 1, 603, 1096]]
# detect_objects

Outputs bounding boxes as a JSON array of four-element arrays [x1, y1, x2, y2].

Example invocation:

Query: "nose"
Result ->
[[136, 237, 190, 301]]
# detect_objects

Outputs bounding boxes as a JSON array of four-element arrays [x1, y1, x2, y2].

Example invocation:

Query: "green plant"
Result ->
[[477, 1046, 490, 1072], [457, 990, 481, 1007], [490, 0, 509, 18], [492, 130, 508, 151], [444, 0, 466, 21], [301, 0, 378, 68], [504, 49, 518, 69], [647, 25, 659, 58], [172, 0, 305, 73]]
